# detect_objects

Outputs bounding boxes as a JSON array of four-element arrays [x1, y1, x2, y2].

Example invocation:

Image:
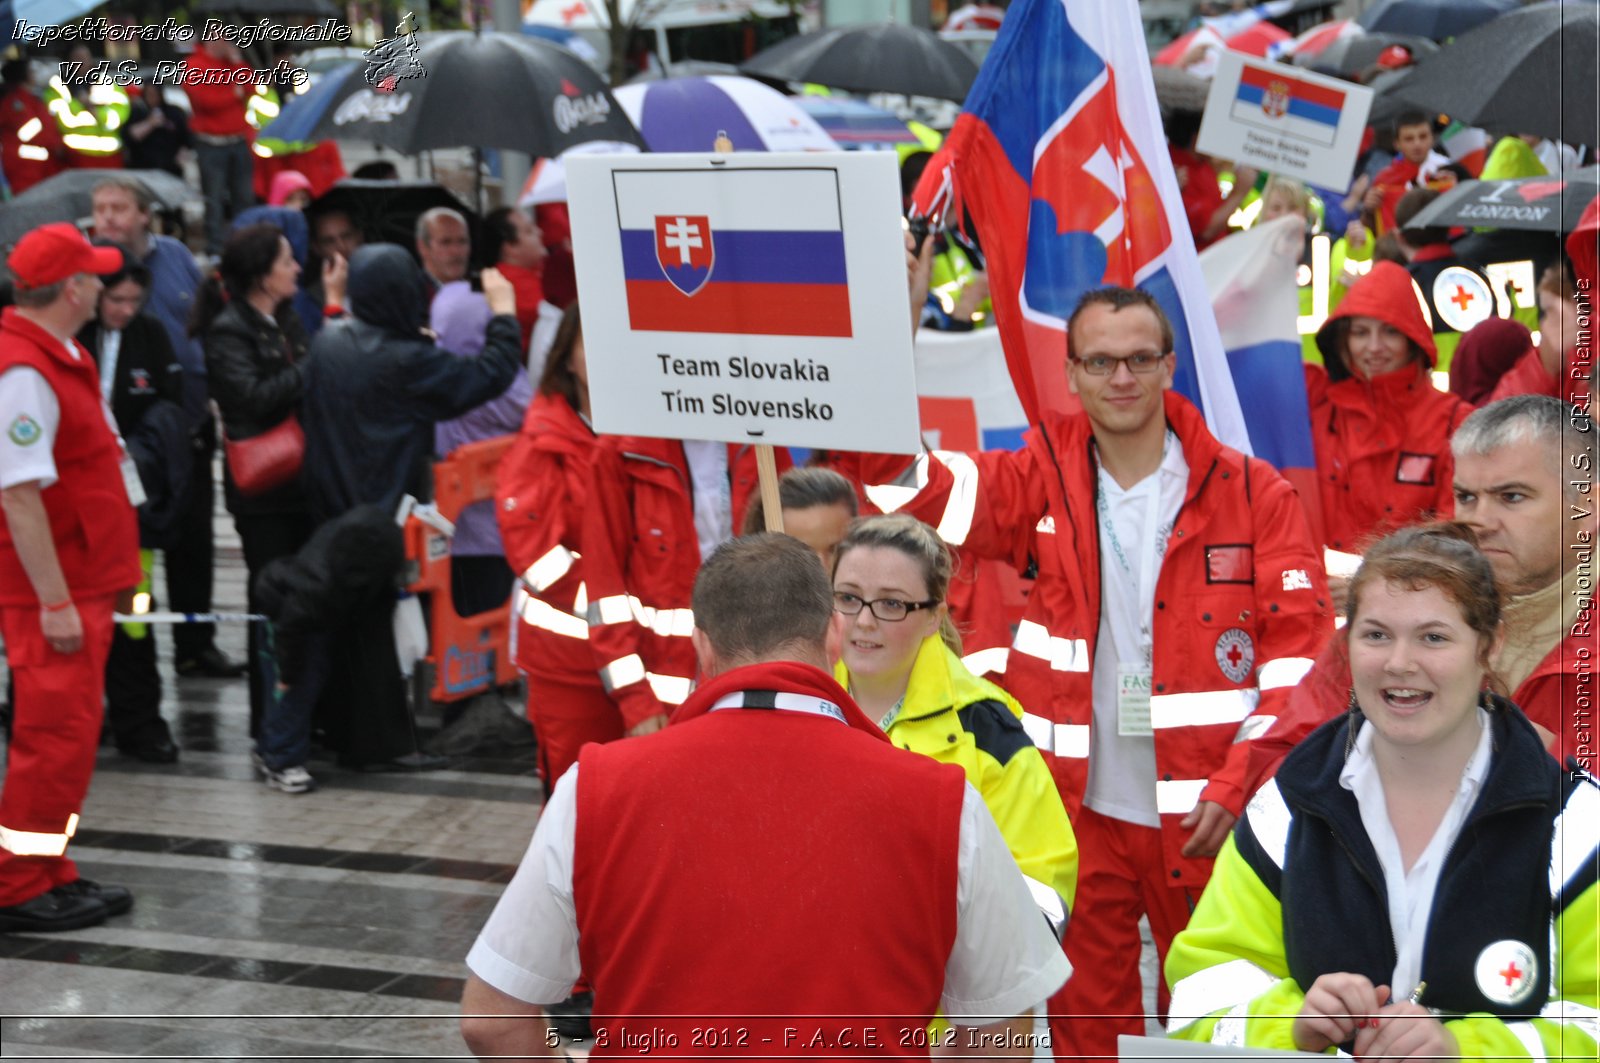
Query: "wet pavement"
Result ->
[[0, 483, 541, 1060]]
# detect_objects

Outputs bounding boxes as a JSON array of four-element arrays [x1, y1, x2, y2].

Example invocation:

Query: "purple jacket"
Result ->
[[431, 282, 535, 556]]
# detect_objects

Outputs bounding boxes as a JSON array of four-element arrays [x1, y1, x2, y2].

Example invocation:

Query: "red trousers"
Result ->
[[0, 595, 114, 906], [525, 669, 624, 790], [1050, 805, 1198, 1061]]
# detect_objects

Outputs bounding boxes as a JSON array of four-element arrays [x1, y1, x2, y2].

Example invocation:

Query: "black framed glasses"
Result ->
[[833, 591, 938, 622], [1070, 352, 1167, 376]]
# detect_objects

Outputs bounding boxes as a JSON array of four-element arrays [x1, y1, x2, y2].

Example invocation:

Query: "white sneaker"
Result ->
[[264, 765, 316, 794]]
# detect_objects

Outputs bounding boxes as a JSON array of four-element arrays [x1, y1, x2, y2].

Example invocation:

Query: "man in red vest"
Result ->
[[0, 224, 143, 933], [460, 533, 1069, 1059]]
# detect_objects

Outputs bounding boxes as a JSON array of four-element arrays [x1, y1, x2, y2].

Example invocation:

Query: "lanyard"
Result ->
[[709, 689, 847, 724], [1096, 432, 1176, 657]]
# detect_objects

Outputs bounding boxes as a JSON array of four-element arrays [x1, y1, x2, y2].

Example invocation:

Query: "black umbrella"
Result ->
[[306, 180, 478, 257], [1297, 32, 1438, 76], [260, 31, 643, 156], [1391, 3, 1597, 148], [741, 22, 980, 102], [1364, 66, 1418, 130], [1357, 0, 1519, 41], [1405, 166, 1600, 232], [0, 169, 199, 250]]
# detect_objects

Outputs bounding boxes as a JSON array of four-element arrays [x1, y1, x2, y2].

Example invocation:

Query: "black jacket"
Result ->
[[254, 504, 404, 684], [300, 244, 520, 522], [203, 298, 311, 516], [1239, 697, 1589, 1022], [79, 313, 184, 436]]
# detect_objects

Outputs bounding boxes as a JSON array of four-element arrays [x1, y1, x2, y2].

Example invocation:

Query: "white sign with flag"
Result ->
[[1197, 51, 1373, 192], [567, 151, 921, 454]]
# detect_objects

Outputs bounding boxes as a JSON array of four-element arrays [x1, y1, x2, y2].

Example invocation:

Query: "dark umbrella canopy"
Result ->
[[259, 31, 643, 155], [1392, 3, 1597, 149], [1297, 32, 1438, 76], [1406, 166, 1600, 233], [741, 22, 980, 102], [1358, 0, 1518, 41], [0, 169, 199, 250], [307, 180, 478, 257]]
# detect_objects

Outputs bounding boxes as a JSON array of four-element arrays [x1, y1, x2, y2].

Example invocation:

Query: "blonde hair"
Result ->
[[833, 514, 963, 654], [1261, 175, 1311, 219]]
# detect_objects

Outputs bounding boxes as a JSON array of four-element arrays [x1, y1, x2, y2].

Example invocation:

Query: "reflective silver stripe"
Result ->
[[1541, 1000, 1600, 1042], [1019, 715, 1088, 758], [931, 450, 979, 546], [1012, 619, 1089, 672], [863, 481, 918, 513], [1155, 778, 1208, 815], [1212, 1003, 1250, 1047], [1507, 1020, 1547, 1062], [518, 593, 588, 640], [63, 132, 120, 152], [17, 145, 48, 161], [589, 594, 634, 626], [599, 654, 646, 693], [647, 606, 695, 639], [1167, 959, 1280, 1034], [1245, 779, 1291, 870], [17, 116, 41, 140], [0, 813, 78, 857], [1551, 780, 1600, 898], [1256, 656, 1314, 690], [522, 546, 578, 593], [646, 673, 691, 705], [961, 646, 1009, 676], [1149, 689, 1259, 729], [1054, 723, 1089, 759], [1234, 714, 1277, 743]]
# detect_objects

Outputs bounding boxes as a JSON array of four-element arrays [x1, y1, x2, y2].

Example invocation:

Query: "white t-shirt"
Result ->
[[1084, 432, 1188, 827], [98, 329, 121, 406], [0, 335, 135, 499], [1340, 709, 1493, 1001], [682, 438, 732, 562], [467, 764, 1071, 1023]]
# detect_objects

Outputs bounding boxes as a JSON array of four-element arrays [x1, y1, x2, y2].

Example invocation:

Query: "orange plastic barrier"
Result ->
[[403, 435, 519, 707]]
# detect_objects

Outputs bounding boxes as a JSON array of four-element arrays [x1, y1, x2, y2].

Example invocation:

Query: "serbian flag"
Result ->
[[916, 0, 1248, 453], [614, 168, 852, 338], [1232, 64, 1345, 148]]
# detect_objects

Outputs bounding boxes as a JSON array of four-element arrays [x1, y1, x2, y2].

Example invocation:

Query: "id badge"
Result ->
[[1117, 664, 1153, 737], [119, 453, 147, 508]]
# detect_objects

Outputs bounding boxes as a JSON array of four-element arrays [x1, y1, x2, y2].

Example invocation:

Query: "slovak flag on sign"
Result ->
[[915, 0, 1247, 452], [616, 168, 853, 338]]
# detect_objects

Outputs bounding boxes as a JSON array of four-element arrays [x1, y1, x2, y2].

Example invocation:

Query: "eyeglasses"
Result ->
[[833, 591, 938, 622], [1070, 352, 1167, 376]]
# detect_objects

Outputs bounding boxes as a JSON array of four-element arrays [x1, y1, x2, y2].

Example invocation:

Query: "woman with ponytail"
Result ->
[[831, 514, 1078, 915]]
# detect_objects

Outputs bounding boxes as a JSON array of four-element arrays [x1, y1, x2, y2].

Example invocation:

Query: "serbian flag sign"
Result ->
[[1231, 64, 1345, 148], [917, 0, 1248, 455], [615, 168, 852, 338]]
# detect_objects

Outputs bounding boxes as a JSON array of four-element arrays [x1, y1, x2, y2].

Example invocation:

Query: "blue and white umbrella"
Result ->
[[611, 75, 837, 153], [794, 96, 919, 150]]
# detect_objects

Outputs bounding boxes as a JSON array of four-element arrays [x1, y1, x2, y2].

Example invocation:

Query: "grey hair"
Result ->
[[1452, 394, 1592, 500], [414, 207, 466, 246]]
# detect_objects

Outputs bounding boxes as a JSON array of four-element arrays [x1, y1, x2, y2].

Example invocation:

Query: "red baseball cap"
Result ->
[[1376, 45, 1413, 69], [7, 223, 123, 289]]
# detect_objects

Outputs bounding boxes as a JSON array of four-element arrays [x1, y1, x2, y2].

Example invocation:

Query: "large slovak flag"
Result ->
[[917, 0, 1249, 453], [615, 167, 853, 338]]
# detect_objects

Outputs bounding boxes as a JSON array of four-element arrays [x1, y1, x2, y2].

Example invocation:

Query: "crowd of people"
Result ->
[[0, 14, 1597, 1063]]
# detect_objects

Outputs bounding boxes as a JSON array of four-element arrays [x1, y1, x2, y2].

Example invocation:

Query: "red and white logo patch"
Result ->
[[1395, 452, 1436, 485], [1215, 628, 1254, 684], [1475, 939, 1537, 1007]]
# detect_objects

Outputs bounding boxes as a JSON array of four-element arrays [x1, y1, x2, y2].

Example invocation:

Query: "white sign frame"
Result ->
[[567, 151, 922, 454], [1196, 51, 1373, 193]]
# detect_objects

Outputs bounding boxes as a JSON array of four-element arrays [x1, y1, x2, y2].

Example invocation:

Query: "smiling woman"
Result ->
[[1167, 522, 1600, 1061]]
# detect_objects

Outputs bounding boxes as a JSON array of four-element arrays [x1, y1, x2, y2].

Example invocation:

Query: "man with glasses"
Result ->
[[0, 224, 142, 933], [848, 286, 1330, 1060]]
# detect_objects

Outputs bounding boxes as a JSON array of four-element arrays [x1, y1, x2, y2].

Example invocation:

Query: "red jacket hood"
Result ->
[[1316, 260, 1437, 381], [520, 391, 593, 458]]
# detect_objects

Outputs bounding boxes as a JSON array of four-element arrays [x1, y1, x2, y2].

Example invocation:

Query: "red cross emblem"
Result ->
[[1215, 628, 1254, 684], [1499, 961, 1523, 987], [561, 2, 586, 24], [1451, 285, 1475, 312]]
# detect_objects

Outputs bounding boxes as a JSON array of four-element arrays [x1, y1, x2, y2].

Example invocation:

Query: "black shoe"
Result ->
[[117, 737, 179, 764], [175, 646, 246, 678], [545, 990, 594, 1041], [0, 889, 108, 933], [347, 751, 449, 773], [51, 879, 133, 917]]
